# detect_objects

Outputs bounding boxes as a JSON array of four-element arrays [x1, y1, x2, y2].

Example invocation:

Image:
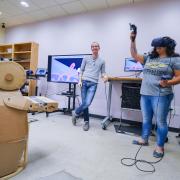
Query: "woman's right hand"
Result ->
[[130, 32, 136, 42], [159, 80, 170, 87], [130, 32, 144, 64]]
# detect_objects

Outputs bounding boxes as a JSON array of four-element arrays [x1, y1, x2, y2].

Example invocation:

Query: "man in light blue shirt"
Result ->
[[72, 42, 108, 131]]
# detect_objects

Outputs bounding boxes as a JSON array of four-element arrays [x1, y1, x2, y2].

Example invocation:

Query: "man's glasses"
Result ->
[[91, 45, 99, 48]]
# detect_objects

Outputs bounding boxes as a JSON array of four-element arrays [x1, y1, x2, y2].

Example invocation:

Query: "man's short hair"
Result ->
[[91, 42, 100, 47]]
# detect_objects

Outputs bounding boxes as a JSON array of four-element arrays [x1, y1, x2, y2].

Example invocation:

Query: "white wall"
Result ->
[[0, 27, 5, 43], [5, 0, 180, 128]]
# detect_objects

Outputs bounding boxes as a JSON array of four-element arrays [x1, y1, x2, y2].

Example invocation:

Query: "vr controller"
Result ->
[[129, 23, 137, 34], [161, 75, 172, 80], [129, 23, 137, 42]]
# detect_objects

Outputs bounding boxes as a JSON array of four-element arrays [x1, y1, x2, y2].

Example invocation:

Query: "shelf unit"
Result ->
[[0, 42, 39, 96], [0, 44, 13, 60]]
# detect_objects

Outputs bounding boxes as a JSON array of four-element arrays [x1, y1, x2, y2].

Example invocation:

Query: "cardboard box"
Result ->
[[28, 96, 58, 112], [0, 90, 28, 177]]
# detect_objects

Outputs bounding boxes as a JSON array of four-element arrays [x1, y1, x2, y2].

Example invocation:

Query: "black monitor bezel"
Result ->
[[47, 54, 91, 84], [124, 58, 144, 72]]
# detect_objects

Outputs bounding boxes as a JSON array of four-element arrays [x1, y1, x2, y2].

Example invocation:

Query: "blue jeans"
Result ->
[[141, 94, 173, 147], [75, 80, 97, 122]]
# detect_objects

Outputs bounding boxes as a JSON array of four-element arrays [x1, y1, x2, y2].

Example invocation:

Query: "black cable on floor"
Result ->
[[28, 117, 39, 123], [121, 145, 163, 173]]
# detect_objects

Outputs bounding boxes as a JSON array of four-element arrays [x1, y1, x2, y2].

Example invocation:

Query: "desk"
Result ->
[[101, 76, 142, 130]]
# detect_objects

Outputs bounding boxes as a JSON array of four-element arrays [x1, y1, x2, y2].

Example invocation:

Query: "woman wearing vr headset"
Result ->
[[130, 32, 180, 158]]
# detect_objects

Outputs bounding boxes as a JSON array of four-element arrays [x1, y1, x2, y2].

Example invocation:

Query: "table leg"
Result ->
[[102, 81, 113, 130]]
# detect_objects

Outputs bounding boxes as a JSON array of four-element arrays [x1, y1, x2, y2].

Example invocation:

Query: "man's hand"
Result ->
[[160, 80, 170, 87], [78, 81, 82, 87], [102, 75, 108, 83]]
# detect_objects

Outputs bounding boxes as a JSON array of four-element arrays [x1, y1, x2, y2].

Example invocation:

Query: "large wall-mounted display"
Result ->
[[47, 54, 91, 84]]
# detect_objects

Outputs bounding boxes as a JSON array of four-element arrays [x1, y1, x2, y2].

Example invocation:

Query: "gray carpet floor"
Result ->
[[10, 112, 180, 180]]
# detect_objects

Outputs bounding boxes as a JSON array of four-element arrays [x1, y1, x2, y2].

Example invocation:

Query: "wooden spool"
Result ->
[[0, 62, 28, 178], [0, 61, 26, 91]]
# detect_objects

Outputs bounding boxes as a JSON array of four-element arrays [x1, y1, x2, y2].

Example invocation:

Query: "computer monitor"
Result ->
[[35, 68, 47, 77], [124, 58, 144, 72], [47, 54, 91, 83]]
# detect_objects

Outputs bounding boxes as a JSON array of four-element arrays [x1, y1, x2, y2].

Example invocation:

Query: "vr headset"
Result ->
[[151, 37, 176, 49]]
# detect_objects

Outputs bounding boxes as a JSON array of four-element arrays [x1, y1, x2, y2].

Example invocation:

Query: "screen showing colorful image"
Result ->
[[35, 68, 47, 77], [124, 58, 144, 72], [47, 54, 91, 83]]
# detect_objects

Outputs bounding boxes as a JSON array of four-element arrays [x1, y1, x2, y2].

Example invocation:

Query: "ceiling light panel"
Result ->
[[20, 1, 29, 7], [7, 0, 40, 12], [0, 1, 25, 15]]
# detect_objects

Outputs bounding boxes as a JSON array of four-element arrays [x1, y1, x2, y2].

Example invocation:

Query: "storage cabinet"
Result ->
[[0, 42, 39, 96], [0, 44, 13, 60]]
